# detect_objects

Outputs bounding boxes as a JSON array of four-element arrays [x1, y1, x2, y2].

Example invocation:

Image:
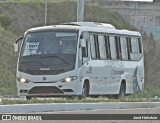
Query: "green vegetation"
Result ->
[[85, 4, 135, 30], [1, 97, 158, 105], [5, 0, 68, 3], [0, 15, 12, 29], [0, 0, 159, 100]]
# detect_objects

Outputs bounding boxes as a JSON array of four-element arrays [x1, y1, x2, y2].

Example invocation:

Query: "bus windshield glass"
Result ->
[[18, 31, 78, 75], [21, 31, 77, 56]]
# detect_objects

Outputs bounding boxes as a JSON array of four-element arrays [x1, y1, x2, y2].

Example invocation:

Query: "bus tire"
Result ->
[[79, 82, 89, 99], [118, 83, 125, 99], [26, 96, 32, 100]]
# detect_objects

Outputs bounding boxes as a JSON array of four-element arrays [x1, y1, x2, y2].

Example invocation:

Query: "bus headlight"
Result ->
[[61, 76, 77, 83], [17, 77, 30, 83]]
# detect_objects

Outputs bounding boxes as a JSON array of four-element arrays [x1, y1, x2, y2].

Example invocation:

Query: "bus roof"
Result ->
[[26, 22, 141, 37]]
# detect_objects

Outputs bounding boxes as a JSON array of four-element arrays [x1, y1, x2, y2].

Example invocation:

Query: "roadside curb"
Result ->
[[0, 102, 160, 113]]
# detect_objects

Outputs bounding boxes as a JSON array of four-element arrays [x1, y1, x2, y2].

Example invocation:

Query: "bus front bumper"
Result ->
[[17, 80, 81, 97]]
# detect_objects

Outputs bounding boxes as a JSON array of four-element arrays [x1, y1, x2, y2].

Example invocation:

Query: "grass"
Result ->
[[5, 0, 47, 3], [85, 4, 135, 30], [0, 15, 12, 29], [0, 26, 17, 95], [4, 0, 77, 4], [1, 97, 158, 105]]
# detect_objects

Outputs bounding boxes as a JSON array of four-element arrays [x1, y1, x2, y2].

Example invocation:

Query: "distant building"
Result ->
[[153, 0, 160, 3], [88, 0, 160, 40]]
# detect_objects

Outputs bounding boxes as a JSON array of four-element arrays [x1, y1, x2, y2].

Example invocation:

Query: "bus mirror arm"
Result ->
[[16, 36, 23, 44], [14, 36, 23, 53]]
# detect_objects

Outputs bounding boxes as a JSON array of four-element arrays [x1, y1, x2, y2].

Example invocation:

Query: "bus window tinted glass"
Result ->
[[109, 36, 117, 59], [21, 32, 77, 56], [120, 37, 128, 60], [131, 38, 139, 53], [90, 34, 96, 59], [98, 35, 106, 59]]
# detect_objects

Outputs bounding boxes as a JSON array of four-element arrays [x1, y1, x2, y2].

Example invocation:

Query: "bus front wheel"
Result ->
[[118, 83, 125, 99], [79, 82, 89, 99], [26, 96, 32, 100]]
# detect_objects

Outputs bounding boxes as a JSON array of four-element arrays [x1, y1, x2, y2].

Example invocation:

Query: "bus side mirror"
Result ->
[[14, 44, 19, 52], [80, 39, 86, 48]]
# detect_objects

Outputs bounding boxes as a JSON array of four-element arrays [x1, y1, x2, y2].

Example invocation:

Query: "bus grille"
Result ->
[[26, 69, 64, 75], [28, 86, 64, 94]]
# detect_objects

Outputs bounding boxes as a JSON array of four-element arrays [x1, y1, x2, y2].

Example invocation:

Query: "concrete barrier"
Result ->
[[0, 102, 160, 113]]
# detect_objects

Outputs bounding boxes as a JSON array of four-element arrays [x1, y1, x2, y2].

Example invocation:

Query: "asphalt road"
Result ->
[[50, 107, 160, 114]]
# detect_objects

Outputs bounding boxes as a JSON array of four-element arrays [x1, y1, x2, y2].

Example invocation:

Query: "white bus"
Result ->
[[14, 22, 144, 99]]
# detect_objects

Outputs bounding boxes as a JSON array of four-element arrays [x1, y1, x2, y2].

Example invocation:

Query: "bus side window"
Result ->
[[127, 37, 131, 60], [90, 34, 96, 59], [131, 37, 139, 53], [130, 37, 142, 61], [105, 35, 111, 59], [98, 35, 106, 59], [94, 35, 100, 59], [82, 41, 88, 57], [78, 46, 82, 67], [79, 39, 88, 67], [138, 38, 142, 54], [109, 36, 117, 60], [120, 37, 128, 60], [115, 36, 122, 60]]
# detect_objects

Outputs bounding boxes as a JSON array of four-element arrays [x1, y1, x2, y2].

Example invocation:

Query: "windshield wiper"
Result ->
[[40, 55, 69, 65], [20, 60, 47, 67]]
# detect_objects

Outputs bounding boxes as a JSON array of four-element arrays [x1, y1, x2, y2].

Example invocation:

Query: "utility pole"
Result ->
[[44, 0, 48, 26], [77, 0, 84, 22]]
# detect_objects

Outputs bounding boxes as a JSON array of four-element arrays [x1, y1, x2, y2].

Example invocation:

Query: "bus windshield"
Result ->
[[19, 31, 78, 75], [21, 31, 77, 56]]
